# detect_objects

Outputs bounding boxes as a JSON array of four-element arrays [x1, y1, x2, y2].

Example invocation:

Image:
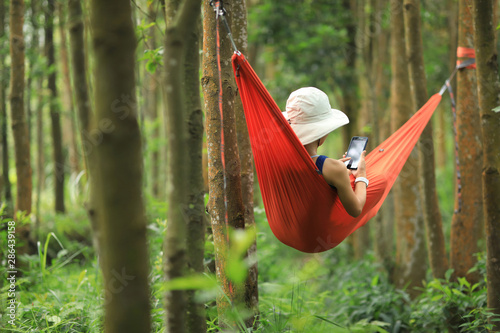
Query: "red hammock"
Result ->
[[232, 53, 442, 253]]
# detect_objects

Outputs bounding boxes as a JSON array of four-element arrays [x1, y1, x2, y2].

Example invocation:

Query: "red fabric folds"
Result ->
[[232, 53, 442, 253]]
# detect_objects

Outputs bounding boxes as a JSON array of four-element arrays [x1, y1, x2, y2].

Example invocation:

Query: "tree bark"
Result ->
[[1, 0, 12, 214], [58, 1, 80, 175], [372, 0, 395, 276], [144, 4, 161, 199], [30, 0, 44, 235], [68, 0, 91, 166], [232, 0, 259, 326], [404, 0, 448, 280], [202, 0, 247, 326], [89, 0, 151, 331], [390, 0, 426, 296], [45, 0, 65, 213], [180, 2, 207, 333], [450, 0, 483, 283], [351, 0, 373, 259], [436, 0, 458, 168], [341, 0, 359, 148], [9, 0, 32, 217], [472, 0, 500, 327], [69, 0, 97, 250], [163, 0, 202, 332], [35, 78, 43, 235]]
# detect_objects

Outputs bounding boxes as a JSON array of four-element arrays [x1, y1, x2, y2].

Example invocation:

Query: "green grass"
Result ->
[[0, 188, 497, 332]]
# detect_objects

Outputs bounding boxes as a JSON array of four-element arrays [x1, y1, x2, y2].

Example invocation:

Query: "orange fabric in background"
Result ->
[[232, 53, 442, 253]]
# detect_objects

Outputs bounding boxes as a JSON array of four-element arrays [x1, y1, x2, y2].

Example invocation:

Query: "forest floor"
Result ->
[[0, 188, 496, 333]]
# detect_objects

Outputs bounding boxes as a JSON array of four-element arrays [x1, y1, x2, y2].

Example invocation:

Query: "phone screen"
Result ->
[[345, 137, 368, 169]]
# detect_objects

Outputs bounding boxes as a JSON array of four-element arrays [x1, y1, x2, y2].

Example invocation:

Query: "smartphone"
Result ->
[[344, 136, 369, 170]]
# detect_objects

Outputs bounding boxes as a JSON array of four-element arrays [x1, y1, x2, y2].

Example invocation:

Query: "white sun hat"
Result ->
[[282, 87, 349, 145]]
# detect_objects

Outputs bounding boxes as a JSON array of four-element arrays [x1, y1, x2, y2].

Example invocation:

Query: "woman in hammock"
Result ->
[[283, 87, 368, 217]]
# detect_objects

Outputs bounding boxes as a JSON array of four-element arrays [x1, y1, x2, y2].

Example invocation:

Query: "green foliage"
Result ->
[[164, 273, 218, 291], [2, 192, 494, 332], [139, 47, 164, 74], [248, 0, 356, 102], [409, 256, 499, 332], [37, 232, 64, 281], [226, 228, 257, 284], [136, 18, 156, 42], [250, 209, 409, 333], [0, 215, 101, 331]]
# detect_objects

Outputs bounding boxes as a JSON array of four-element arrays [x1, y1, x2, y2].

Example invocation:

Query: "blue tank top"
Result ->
[[315, 155, 328, 174], [314, 155, 337, 190]]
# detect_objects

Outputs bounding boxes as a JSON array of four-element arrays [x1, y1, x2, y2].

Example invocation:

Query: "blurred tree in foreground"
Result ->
[[88, 0, 151, 331]]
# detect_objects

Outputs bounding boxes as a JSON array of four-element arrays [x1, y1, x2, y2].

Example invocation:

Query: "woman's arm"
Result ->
[[321, 152, 367, 217]]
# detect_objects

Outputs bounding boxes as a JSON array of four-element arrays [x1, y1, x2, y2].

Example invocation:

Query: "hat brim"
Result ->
[[282, 109, 349, 145]]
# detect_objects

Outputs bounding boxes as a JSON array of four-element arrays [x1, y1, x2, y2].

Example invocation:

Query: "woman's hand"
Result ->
[[339, 155, 352, 175], [339, 156, 351, 164], [351, 150, 367, 178]]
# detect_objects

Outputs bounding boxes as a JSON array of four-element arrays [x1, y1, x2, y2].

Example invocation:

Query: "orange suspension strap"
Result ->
[[210, 0, 241, 236], [456, 46, 476, 69], [210, 0, 242, 295]]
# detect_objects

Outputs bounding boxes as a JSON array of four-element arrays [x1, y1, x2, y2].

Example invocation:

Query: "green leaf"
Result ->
[[47, 315, 61, 324], [226, 257, 248, 284], [492, 106, 500, 113], [163, 274, 217, 291], [445, 268, 454, 281], [146, 61, 157, 74], [458, 277, 470, 288], [314, 315, 345, 328], [76, 269, 87, 292], [230, 228, 256, 257]]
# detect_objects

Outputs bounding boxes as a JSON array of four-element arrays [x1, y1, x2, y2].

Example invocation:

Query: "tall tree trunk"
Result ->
[[390, 0, 426, 297], [180, 3, 207, 333], [68, 0, 90, 172], [9, 0, 32, 217], [472, 0, 500, 327], [404, 0, 448, 280], [144, 9, 161, 199], [341, 0, 359, 148], [30, 0, 44, 235], [437, 0, 458, 168], [351, 0, 372, 259], [372, 0, 395, 276], [45, 0, 65, 213], [232, 0, 259, 326], [35, 80, 43, 235], [163, 0, 202, 332], [450, 0, 483, 283], [89, 0, 151, 331], [1, 0, 12, 214], [202, 0, 247, 327], [68, 0, 96, 251], [58, 1, 80, 176]]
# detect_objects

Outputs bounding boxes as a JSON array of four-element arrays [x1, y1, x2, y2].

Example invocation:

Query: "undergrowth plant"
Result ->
[[410, 254, 499, 332], [0, 192, 494, 332]]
